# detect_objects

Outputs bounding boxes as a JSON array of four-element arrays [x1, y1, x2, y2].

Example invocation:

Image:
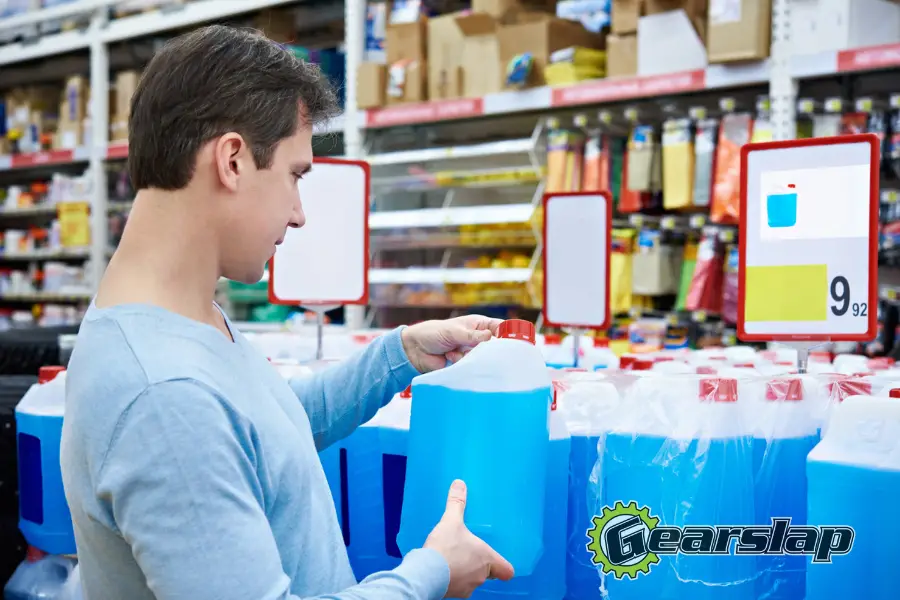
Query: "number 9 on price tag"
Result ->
[[737, 134, 878, 342]]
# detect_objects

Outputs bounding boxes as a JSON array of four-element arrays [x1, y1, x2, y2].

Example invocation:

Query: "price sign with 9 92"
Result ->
[[738, 134, 878, 343], [829, 275, 867, 319]]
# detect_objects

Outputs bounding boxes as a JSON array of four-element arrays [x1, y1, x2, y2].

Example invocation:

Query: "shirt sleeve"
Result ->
[[96, 378, 447, 600], [288, 327, 420, 451]]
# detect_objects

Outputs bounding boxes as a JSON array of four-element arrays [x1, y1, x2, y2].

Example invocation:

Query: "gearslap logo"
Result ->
[[586, 501, 855, 580]]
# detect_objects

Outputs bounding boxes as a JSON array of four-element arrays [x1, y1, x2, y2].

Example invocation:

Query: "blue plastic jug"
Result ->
[[15, 366, 75, 556], [807, 394, 899, 600], [559, 379, 621, 600], [603, 376, 756, 600], [397, 319, 552, 576], [345, 389, 411, 579], [472, 392, 570, 600], [752, 377, 821, 600]]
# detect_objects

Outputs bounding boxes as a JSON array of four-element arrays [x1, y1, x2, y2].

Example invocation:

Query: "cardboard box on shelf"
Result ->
[[109, 119, 129, 143], [473, 0, 556, 19], [386, 59, 427, 104], [499, 14, 604, 88], [428, 13, 503, 100], [386, 19, 427, 64], [707, 0, 770, 62], [611, 0, 643, 33], [358, 63, 388, 108], [114, 70, 140, 121], [790, 0, 900, 55], [606, 32, 637, 77], [645, 0, 707, 39], [638, 8, 706, 75], [254, 7, 296, 43], [428, 14, 466, 99]]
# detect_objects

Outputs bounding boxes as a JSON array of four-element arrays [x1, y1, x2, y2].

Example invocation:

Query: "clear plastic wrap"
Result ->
[[4, 554, 79, 600], [581, 370, 841, 600]]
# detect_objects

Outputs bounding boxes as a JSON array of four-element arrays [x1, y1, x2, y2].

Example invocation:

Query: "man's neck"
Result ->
[[96, 188, 222, 328]]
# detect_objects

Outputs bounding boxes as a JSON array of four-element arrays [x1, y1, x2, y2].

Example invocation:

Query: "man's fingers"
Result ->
[[467, 328, 492, 345], [443, 479, 467, 521], [485, 546, 515, 582]]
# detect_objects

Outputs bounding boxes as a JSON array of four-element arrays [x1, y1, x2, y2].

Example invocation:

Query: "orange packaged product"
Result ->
[[582, 132, 610, 192], [710, 113, 753, 225]]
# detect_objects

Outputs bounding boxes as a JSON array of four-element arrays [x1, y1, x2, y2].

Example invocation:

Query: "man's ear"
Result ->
[[214, 133, 248, 192]]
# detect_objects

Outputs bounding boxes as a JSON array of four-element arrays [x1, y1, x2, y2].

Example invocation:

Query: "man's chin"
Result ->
[[223, 269, 267, 285]]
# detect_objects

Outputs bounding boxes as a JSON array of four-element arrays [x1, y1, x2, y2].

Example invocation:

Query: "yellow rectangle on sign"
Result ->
[[745, 264, 828, 322]]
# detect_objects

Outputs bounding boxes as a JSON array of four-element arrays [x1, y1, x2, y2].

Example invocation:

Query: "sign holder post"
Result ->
[[737, 134, 879, 372], [542, 191, 613, 363], [269, 157, 371, 360]]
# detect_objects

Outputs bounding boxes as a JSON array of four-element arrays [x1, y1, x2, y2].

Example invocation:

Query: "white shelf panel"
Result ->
[[369, 268, 531, 285], [101, 0, 301, 43], [0, 0, 115, 32], [368, 138, 534, 166], [791, 43, 900, 79], [369, 204, 534, 229]]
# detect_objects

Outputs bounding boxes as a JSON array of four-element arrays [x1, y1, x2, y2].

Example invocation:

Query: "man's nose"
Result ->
[[289, 200, 305, 228]]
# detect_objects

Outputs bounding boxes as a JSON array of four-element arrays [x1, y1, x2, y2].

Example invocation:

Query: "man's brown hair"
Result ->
[[127, 25, 339, 191]]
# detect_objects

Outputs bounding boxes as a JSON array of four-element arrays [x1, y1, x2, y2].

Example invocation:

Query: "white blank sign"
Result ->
[[269, 158, 370, 306], [543, 192, 611, 329]]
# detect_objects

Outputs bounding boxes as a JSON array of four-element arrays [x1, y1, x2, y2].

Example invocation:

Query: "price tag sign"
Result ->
[[737, 134, 879, 342], [269, 158, 370, 306], [542, 191, 612, 329], [57, 201, 91, 247]]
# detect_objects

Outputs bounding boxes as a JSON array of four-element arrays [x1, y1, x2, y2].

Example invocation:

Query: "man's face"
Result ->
[[222, 118, 312, 284]]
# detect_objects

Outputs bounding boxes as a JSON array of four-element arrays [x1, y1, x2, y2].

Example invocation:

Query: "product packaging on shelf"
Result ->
[[661, 117, 695, 210], [710, 112, 753, 224], [692, 117, 718, 207]]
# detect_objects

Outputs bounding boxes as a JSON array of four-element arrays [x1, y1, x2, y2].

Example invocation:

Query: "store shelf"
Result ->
[[791, 42, 900, 79], [364, 62, 771, 129], [368, 138, 536, 166], [371, 233, 536, 251], [369, 204, 535, 230], [369, 268, 532, 285], [0, 291, 92, 303], [0, 0, 110, 31], [0, 148, 91, 172], [0, 205, 58, 218], [101, 0, 304, 43], [0, 248, 90, 261]]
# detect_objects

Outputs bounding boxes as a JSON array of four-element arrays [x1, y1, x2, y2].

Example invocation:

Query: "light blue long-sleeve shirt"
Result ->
[[60, 303, 450, 600]]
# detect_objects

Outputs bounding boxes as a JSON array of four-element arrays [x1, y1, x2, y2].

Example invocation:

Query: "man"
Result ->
[[60, 25, 513, 600]]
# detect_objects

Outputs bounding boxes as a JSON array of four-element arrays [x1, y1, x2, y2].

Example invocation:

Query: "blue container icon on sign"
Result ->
[[767, 184, 798, 228]]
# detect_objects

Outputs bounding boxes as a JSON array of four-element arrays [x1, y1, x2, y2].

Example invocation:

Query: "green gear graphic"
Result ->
[[586, 500, 661, 580]]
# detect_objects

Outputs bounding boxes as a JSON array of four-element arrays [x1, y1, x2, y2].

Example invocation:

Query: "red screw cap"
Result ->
[[498, 319, 536, 345], [400, 386, 412, 399], [620, 355, 637, 370], [766, 378, 803, 401], [543, 333, 562, 345], [889, 389, 900, 399], [593, 338, 609, 348], [699, 378, 738, 402], [38, 366, 65, 384], [631, 359, 654, 371]]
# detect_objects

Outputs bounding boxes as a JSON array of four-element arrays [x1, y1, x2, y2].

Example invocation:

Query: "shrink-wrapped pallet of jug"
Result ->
[[601, 376, 756, 600], [807, 394, 898, 600], [398, 320, 552, 576], [556, 377, 621, 600], [749, 376, 822, 600]]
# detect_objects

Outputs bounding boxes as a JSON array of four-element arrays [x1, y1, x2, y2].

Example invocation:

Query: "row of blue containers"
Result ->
[[9, 338, 899, 600], [319, 368, 897, 600]]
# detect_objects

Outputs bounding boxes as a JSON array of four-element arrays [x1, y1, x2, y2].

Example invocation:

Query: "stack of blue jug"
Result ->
[[807, 393, 900, 600], [602, 376, 756, 600], [5, 366, 79, 600]]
